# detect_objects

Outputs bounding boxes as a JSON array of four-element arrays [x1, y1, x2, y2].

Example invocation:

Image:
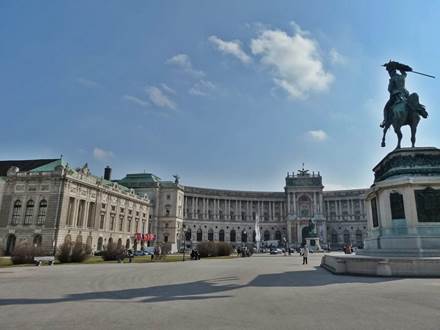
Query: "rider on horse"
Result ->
[[380, 61, 410, 128], [380, 60, 429, 149]]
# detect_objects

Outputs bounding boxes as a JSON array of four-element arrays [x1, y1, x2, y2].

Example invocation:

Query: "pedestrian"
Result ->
[[302, 244, 309, 265]]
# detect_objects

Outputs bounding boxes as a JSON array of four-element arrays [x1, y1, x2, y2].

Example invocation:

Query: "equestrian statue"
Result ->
[[380, 60, 433, 149]]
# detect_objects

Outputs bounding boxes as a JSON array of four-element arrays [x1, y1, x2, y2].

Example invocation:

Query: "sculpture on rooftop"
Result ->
[[380, 60, 432, 149]]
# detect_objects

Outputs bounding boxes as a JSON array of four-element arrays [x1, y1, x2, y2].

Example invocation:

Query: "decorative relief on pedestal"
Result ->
[[415, 187, 440, 222], [390, 192, 405, 219]]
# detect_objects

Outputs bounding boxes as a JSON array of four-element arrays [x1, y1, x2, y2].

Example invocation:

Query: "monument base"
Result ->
[[306, 237, 323, 252], [321, 254, 440, 277]]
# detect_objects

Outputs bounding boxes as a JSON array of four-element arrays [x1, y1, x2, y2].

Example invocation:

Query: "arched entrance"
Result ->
[[208, 228, 214, 241], [241, 230, 248, 243], [219, 229, 225, 242], [301, 226, 309, 244], [126, 238, 130, 249], [97, 237, 103, 251], [263, 230, 270, 241], [5, 234, 16, 255], [33, 234, 42, 248]]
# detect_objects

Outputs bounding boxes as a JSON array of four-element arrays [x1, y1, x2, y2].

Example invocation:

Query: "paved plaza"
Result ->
[[1, 254, 440, 330]]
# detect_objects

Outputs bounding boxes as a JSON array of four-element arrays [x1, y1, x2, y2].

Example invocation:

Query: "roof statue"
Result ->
[[380, 60, 433, 149]]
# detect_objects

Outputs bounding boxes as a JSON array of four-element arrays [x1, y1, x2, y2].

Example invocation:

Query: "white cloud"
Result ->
[[76, 77, 101, 88], [208, 35, 252, 64], [329, 48, 346, 65], [166, 54, 205, 78], [308, 130, 328, 141], [93, 147, 114, 161], [122, 95, 150, 107], [146, 86, 176, 110], [189, 80, 216, 96], [160, 83, 176, 94], [250, 24, 333, 99]]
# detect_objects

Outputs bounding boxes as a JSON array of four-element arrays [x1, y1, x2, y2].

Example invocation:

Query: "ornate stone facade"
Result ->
[[0, 158, 369, 255], [119, 168, 369, 251], [0, 159, 150, 255]]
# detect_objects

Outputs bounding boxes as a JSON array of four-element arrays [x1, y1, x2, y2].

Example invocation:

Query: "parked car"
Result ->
[[143, 247, 155, 255], [269, 248, 283, 255]]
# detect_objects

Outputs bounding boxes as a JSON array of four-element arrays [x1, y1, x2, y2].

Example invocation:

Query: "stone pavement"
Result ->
[[1, 253, 439, 330]]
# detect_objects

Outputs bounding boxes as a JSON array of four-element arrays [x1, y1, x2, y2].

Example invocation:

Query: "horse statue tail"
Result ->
[[408, 93, 428, 118]]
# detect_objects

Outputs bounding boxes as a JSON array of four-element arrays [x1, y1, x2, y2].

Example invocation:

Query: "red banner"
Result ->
[[135, 233, 156, 241]]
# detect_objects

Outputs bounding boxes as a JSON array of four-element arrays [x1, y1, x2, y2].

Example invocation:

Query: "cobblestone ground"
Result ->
[[1, 253, 440, 330]]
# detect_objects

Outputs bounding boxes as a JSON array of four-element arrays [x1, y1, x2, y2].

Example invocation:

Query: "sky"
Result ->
[[1, 1, 440, 191]]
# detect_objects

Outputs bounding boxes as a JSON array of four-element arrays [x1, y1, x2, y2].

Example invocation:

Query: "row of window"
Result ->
[[185, 210, 282, 221], [329, 229, 363, 245], [184, 228, 284, 243], [11, 200, 47, 225]]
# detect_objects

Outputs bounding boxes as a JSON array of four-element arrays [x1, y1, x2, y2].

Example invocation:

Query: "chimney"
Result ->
[[104, 166, 112, 181]]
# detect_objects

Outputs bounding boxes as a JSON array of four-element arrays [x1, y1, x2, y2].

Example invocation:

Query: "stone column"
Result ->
[[292, 192, 297, 216], [350, 199, 354, 220]]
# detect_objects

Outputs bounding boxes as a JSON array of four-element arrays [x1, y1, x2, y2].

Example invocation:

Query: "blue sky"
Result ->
[[1, 1, 439, 191]]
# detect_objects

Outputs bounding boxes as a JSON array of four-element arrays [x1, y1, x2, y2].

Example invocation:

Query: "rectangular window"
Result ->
[[99, 214, 105, 230], [119, 216, 124, 232], [110, 215, 115, 231], [371, 197, 379, 227]]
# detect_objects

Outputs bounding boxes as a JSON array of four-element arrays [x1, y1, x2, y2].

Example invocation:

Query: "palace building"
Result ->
[[0, 158, 368, 255]]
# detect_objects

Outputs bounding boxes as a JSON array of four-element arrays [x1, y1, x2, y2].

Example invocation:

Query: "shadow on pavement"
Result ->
[[0, 268, 401, 306], [247, 266, 400, 287]]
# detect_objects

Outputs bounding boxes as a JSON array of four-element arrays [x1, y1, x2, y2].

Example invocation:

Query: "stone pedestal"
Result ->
[[360, 147, 440, 257], [322, 147, 440, 277], [306, 237, 323, 252]]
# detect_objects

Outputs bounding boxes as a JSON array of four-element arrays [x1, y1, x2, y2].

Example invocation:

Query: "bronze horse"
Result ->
[[381, 93, 428, 149]]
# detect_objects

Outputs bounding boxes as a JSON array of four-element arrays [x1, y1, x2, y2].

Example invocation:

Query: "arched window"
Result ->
[[24, 200, 34, 225], [331, 230, 338, 244], [76, 235, 83, 243], [219, 229, 225, 242], [275, 231, 282, 241], [108, 237, 113, 246], [117, 238, 122, 248], [125, 238, 130, 249], [343, 230, 351, 244], [33, 234, 42, 248], [208, 228, 214, 241], [197, 228, 203, 242], [37, 200, 47, 225], [97, 237, 103, 251], [185, 229, 192, 241], [164, 234, 169, 243], [230, 229, 236, 242], [64, 234, 71, 244], [298, 195, 311, 218], [263, 230, 270, 241], [356, 230, 363, 246], [252, 230, 256, 242], [241, 230, 248, 243], [11, 200, 22, 225]]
